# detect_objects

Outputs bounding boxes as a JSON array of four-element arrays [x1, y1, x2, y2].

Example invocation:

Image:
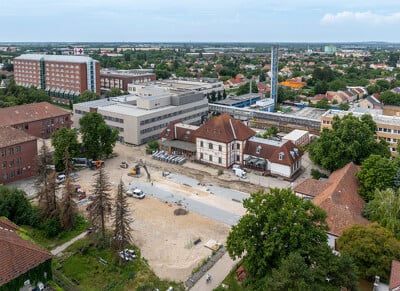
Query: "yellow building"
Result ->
[[321, 110, 400, 155]]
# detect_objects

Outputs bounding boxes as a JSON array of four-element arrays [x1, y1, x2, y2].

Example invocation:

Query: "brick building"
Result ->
[[100, 69, 156, 92], [0, 126, 37, 184], [13, 54, 100, 103], [0, 102, 72, 139]]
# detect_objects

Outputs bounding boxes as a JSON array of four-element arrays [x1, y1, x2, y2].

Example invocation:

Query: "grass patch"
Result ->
[[20, 215, 88, 250], [54, 237, 184, 291], [214, 262, 244, 291]]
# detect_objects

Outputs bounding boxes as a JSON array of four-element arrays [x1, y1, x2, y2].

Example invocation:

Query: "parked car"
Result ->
[[120, 161, 129, 169], [119, 249, 136, 261], [56, 174, 66, 184], [126, 188, 145, 199]]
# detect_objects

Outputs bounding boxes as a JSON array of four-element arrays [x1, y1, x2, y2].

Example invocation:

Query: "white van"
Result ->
[[126, 188, 145, 199]]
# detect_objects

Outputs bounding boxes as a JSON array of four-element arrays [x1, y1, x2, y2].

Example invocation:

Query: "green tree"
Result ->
[[105, 88, 125, 98], [51, 127, 80, 171], [145, 140, 159, 154], [79, 112, 119, 160], [337, 223, 400, 282], [226, 188, 329, 283], [75, 90, 100, 103], [356, 155, 398, 202], [363, 188, 400, 238], [309, 114, 390, 171]]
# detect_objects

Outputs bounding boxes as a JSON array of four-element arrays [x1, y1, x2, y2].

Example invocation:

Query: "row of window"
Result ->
[[2, 169, 23, 180], [1, 146, 21, 157], [199, 153, 223, 164], [45, 64, 80, 69], [378, 127, 400, 134], [41, 116, 69, 126], [103, 115, 124, 123], [2, 157, 21, 168], [140, 113, 203, 135], [140, 104, 207, 125], [109, 125, 124, 132]]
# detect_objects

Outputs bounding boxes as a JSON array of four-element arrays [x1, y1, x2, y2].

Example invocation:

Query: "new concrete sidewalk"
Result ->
[[51, 231, 88, 255]]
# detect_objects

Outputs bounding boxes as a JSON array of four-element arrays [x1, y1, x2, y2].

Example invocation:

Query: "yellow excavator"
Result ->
[[128, 160, 150, 181]]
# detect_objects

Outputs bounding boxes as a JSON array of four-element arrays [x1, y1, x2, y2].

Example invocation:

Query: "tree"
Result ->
[[356, 155, 398, 202], [226, 188, 329, 283], [79, 112, 119, 160], [309, 114, 390, 171], [88, 167, 112, 240], [51, 127, 80, 171], [59, 151, 77, 231], [363, 188, 400, 239], [145, 140, 159, 154], [337, 223, 400, 282], [105, 88, 125, 98], [75, 90, 100, 103], [112, 180, 133, 253]]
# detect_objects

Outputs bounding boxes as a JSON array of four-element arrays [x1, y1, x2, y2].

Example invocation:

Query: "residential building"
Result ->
[[100, 69, 156, 92], [0, 126, 37, 184], [0, 102, 72, 139], [73, 85, 208, 145], [0, 218, 52, 290], [159, 114, 303, 179], [390, 260, 400, 291], [321, 109, 400, 155], [357, 95, 382, 110], [293, 162, 369, 249], [13, 54, 100, 103]]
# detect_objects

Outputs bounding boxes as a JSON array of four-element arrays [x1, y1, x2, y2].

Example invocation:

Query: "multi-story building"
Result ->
[[0, 102, 72, 139], [0, 126, 37, 184], [100, 69, 156, 92], [321, 109, 400, 155], [13, 54, 100, 103], [146, 78, 224, 96], [73, 85, 208, 145]]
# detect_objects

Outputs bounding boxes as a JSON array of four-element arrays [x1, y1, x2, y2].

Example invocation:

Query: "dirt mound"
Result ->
[[174, 208, 188, 216]]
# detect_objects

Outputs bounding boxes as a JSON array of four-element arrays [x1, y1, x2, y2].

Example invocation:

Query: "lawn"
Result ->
[[53, 238, 184, 291]]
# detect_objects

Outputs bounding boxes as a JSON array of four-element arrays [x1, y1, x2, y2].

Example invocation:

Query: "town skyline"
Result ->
[[3, 0, 400, 43]]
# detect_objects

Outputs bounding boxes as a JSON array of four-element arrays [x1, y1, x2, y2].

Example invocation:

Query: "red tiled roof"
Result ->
[[0, 218, 19, 231], [390, 260, 400, 290], [160, 121, 198, 143], [0, 219, 52, 285], [312, 162, 369, 236], [0, 126, 37, 148], [0, 102, 70, 126], [269, 140, 303, 166], [194, 114, 255, 143], [293, 179, 330, 198]]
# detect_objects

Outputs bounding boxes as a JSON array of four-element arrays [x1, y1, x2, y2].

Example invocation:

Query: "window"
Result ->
[[17, 168, 22, 176], [2, 173, 7, 181], [231, 144, 234, 150], [218, 157, 222, 164], [200, 141, 204, 147], [209, 143, 213, 150], [8, 148, 13, 155], [2, 161, 6, 169], [256, 145, 262, 154], [237, 144, 240, 150], [1, 149, 5, 157], [16, 146, 21, 153], [219, 145, 222, 151], [279, 152, 284, 160], [10, 170, 14, 178], [200, 153, 203, 159], [209, 155, 213, 162], [236, 155, 240, 162], [16, 157, 21, 164], [9, 160, 14, 167]]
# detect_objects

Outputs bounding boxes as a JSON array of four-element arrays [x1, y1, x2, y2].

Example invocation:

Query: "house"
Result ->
[[0, 126, 37, 184], [358, 95, 382, 110], [390, 260, 400, 291], [195, 114, 255, 168], [293, 162, 369, 249], [0, 102, 72, 139], [0, 218, 52, 290], [243, 137, 302, 179]]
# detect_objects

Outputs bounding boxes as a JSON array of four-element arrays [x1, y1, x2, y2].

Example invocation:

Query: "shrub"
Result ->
[[310, 169, 327, 180]]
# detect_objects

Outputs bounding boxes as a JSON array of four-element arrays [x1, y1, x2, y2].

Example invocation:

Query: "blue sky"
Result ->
[[1, 0, 399, 43]]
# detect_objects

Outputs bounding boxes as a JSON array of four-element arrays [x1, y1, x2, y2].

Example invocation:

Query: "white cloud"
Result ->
[[321, 11, 400, 25]]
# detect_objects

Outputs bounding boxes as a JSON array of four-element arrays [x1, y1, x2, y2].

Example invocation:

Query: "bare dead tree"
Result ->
[[36, 140, 58, 218], [88, 166, 112, 240], [59, 150, 77, 231], [112, 179, 133, 252]]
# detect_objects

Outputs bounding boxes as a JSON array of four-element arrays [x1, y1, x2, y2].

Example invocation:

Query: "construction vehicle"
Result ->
[[128, 160, 151, 181], [72, 157, 105, 170]]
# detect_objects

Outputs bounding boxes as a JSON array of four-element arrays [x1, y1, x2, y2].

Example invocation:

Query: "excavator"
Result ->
[[128, 160, 150, 181]]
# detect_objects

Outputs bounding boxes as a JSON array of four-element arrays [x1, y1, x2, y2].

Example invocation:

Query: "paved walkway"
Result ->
[[189, 252, 239, 291], [51, 231, 88, 255]]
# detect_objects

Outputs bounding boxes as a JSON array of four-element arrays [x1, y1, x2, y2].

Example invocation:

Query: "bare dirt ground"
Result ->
[[74, 143, 257, 282]]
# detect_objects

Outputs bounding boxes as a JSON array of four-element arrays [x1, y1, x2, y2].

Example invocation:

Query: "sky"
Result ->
[[1, 0, 400, 43]]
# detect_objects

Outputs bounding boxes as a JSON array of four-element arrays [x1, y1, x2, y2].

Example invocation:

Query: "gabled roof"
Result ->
[[0, 218, 52, 285], [0, 102, 70, 126], [293, 179, 330, 198], [269, 140, 303, 166], [390, 260, 400, 290], [160, 120, 198, 143], [312, 162, 369, 236], [194, 114, 255, 143], [0, 126, 37, 148]]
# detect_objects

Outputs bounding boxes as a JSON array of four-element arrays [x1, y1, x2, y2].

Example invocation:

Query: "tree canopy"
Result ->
[[226, 188, 358, 290], [75, 90, 101, 103], [79, 112, 119, 160], [337, 223, 400, 282], [51, 127, 80, 171], [309, 114, 390, 171]]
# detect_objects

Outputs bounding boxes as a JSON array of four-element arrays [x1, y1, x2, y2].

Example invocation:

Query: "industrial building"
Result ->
[[13, 54, 100, 103], [100, 69, 156, 92], [73, 84, 208, 145]]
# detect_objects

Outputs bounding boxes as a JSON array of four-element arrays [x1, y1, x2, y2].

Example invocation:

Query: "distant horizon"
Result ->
[[3, 1, 400, 43]]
